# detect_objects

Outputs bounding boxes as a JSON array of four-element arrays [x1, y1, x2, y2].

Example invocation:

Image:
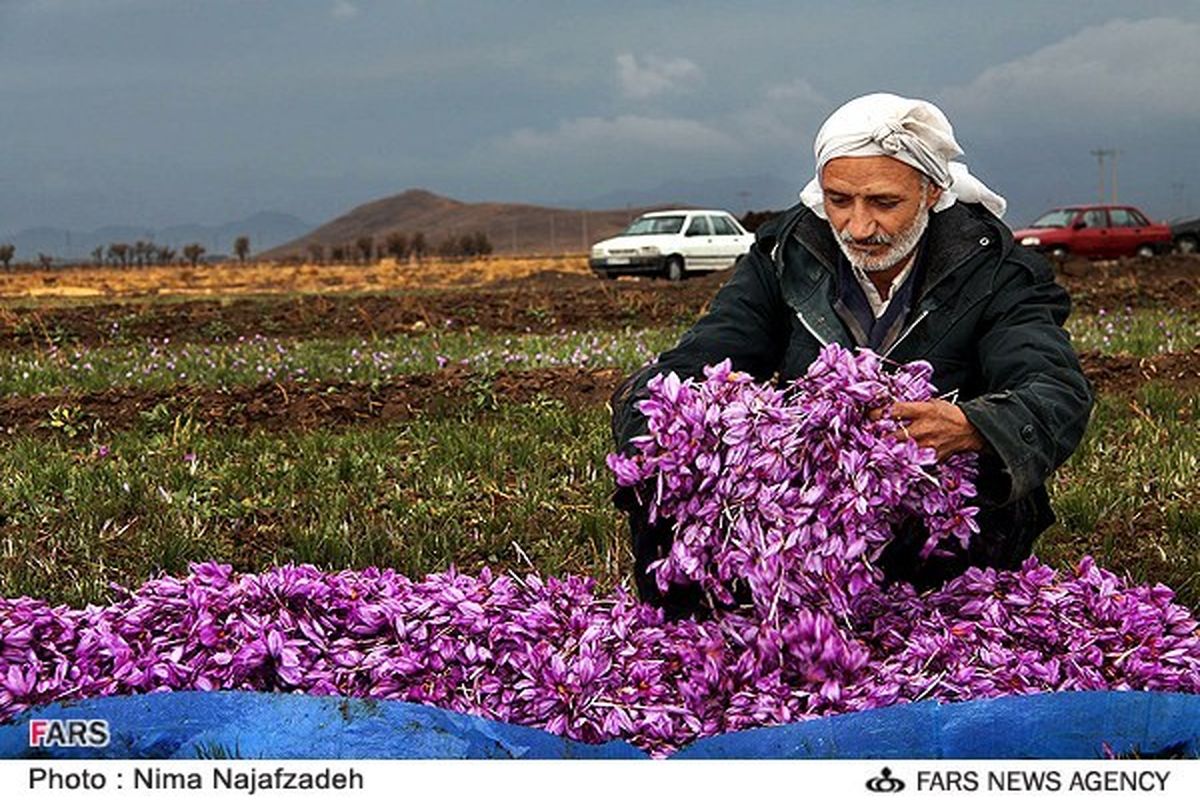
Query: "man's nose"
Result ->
[[845, 202, 877, 240]]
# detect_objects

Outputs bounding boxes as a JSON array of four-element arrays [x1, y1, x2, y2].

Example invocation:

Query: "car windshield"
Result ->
[[622, 216, 685, 235], [1029, 209, 1080, 228]]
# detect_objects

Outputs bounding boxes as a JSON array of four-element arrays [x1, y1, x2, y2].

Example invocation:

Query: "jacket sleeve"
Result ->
[[610, 244, 790, 454], [958, 253, 1095, 506]]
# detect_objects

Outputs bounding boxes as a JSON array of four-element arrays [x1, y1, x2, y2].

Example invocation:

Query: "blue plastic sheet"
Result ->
[[2, 690, 1198, 759], [0, 692, 645, 759], [673, 691, 1200, 759]]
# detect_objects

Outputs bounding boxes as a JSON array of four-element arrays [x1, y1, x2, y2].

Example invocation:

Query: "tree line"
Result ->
[[0, 231, 494, 268], [0, 236, 254, 269], [301, 231, 493, 265]]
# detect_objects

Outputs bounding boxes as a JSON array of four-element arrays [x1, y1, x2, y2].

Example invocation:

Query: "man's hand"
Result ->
[[871, 399, 986, 461]]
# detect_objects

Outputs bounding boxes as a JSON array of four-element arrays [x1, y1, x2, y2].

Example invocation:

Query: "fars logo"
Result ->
[[28, 719, 110, 748]]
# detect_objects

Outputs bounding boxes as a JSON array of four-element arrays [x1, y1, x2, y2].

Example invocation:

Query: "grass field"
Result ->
[[2, 259, 1198, 615]]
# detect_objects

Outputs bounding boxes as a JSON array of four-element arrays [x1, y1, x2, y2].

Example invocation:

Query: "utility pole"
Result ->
[[1110, 150, 1120, 204], [1090, 148, 1116, 204]]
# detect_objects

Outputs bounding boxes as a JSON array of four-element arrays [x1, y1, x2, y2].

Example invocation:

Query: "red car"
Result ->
[[1013, 204, 1172, 260]]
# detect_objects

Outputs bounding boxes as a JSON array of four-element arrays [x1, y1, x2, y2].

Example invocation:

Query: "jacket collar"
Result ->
[[762, 201, 1012, 297]]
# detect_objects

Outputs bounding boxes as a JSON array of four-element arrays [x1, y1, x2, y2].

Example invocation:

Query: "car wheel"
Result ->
[[1135, 244, 1156, 259], [665, 256, 685, 282], [1048, 246, 1069, 262], [1178, 235, 1198, 255]]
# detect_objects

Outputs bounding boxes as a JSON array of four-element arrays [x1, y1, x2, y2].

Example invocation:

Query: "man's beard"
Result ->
[[836, 203, 930, 273]]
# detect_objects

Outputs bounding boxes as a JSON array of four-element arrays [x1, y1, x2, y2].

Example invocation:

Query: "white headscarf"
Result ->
[[798, 92, 1007, 219]]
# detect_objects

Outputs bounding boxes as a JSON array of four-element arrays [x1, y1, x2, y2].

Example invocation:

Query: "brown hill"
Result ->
[[261, 189, 682, 260]]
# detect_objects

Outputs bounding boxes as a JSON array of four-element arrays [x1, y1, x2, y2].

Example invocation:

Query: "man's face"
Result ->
[[821, 155, 942, 272]]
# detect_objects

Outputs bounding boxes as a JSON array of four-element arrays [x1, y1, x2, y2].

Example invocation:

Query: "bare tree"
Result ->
[[355, 235, 374, 264], [384, 232, 409, 262], [410, 232, 427, 262], [133, 240, 152, 267], [330, 244, 347, 264], [182, 243, 206, 267], [307, 242, 325, 265], [0, 243, 14, 268], [90, 246, 104, 266], [157, 246, 177, 265], [438, 237, 462, 260], [457, 234, 474, 257], [459, 231, 493, 258], [37, 253, 54, 269], [234, 235, 250, 264], [472, 231, 493, 257], [108, 243, 130, 267]]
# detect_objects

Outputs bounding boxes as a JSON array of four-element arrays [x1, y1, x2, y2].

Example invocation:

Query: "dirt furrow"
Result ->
[[0, 273, 722, 350], [3, 349, 1198, 437], [0, 367, 626, 436], [3, 258, 1198, 351]]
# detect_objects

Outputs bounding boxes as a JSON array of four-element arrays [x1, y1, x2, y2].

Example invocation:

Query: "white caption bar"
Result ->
[[0, 759, 1196, 800]]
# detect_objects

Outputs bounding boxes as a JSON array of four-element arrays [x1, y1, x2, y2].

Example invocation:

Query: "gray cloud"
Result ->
[[504, 115, 733, 153], [330, 0, 359, 19], [492, 77, 829, 162], [736, 79, 831, 150], [616, 53, 702, 99], [4, 3, 1200, 233], [943, 17, 1200, 130]]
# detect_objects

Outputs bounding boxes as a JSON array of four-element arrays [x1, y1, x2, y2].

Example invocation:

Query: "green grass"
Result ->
[[3, 298, 1199, 615], [1066, 308, 1200, 356], [3, 307, 1196, 398], [0, 327, 685, 394], [0, 400, 631, 606], [4, 373, 1199, 612], [1042, 381, 1200, 605]]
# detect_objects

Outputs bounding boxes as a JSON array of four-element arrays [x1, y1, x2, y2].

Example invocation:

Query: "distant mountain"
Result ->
[[261, 189, 678, 259], [0, 211, 310, 263], [583, 174, 799, 216]]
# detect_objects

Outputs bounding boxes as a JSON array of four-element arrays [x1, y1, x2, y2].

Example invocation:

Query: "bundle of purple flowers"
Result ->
[[607, 347, 980, 617], [1, 345, 1197, 757]]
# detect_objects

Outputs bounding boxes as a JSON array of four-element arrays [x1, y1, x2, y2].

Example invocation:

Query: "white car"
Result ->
[[589, 209, 754, 281]]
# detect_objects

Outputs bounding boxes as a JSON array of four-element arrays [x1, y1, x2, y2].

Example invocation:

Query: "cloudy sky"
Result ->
[[2, 0, 1199, 233]]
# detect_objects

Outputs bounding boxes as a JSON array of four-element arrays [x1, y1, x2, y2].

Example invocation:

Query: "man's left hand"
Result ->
[[872, 399, 986, 461]]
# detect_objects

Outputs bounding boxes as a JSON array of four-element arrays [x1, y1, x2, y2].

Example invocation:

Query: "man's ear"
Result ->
[[925, 185, 943, 209]]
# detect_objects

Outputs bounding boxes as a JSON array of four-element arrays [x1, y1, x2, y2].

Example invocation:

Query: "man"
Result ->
[[611, 93, 1095, 617]]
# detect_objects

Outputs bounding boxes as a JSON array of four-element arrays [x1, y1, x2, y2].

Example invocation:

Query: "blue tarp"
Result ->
[[672, 691, 1200, 759], [2, 690, 1198, 759], [0, 692, 644, 759]]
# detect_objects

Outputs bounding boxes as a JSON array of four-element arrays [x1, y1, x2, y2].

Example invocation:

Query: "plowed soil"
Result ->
[[4, 350, 1197, 437], [0, 271, 723, 350], [0, 367, 625, 436], [1059, 256, 1200, 313], [3, 256, 1196, 351]]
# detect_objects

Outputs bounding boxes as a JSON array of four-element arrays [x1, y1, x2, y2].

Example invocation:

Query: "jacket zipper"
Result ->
[[880, 238, 987, 359], [777, 208, 993, 359], [883, 309, 930, 358], [796, 311, 829, 347]]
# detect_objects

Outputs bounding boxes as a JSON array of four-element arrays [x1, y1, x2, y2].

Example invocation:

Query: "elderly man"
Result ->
[[611, 93, 1095, 617]]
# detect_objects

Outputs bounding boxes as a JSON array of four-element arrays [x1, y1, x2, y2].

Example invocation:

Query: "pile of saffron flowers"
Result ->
[[2, 345, 1197, 757]]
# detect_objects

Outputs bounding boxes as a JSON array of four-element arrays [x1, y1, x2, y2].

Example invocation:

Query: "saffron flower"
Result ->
[[2, 344, 1197, 758]]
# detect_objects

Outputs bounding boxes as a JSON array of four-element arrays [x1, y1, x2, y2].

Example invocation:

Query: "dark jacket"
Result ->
[[611, 201, 1095, 616]]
